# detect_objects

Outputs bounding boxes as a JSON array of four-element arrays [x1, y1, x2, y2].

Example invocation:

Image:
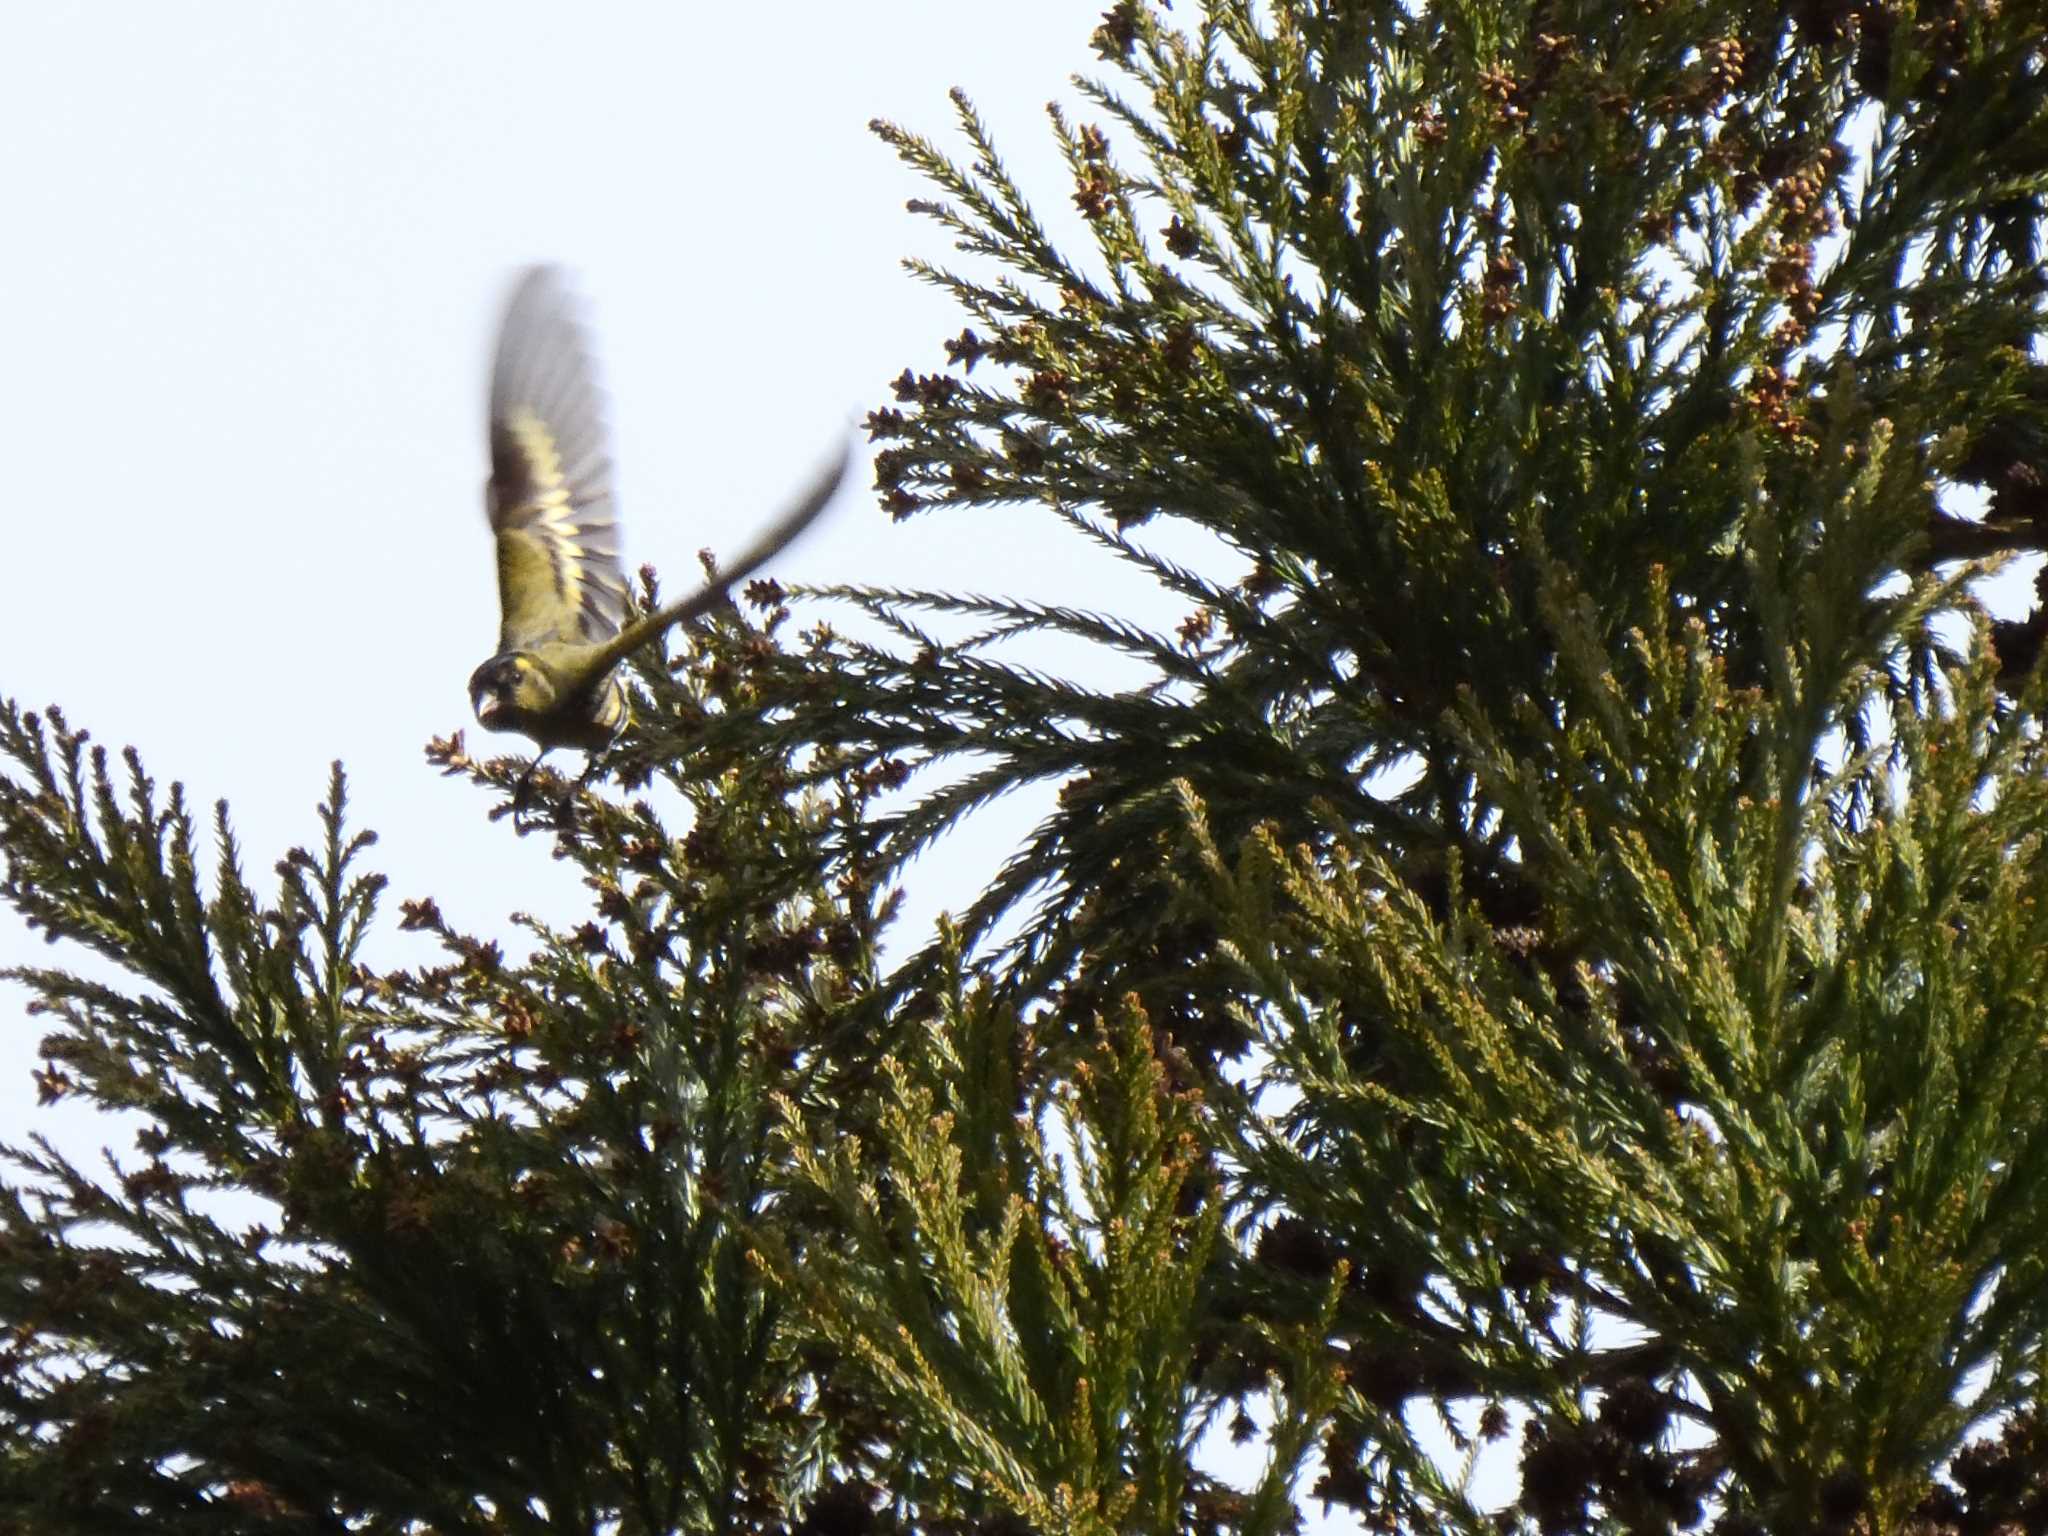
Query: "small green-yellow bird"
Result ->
[[469, 265, 846, 754]]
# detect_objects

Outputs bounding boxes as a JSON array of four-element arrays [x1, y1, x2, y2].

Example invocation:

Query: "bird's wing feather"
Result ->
[[487, 266, 628, 652]]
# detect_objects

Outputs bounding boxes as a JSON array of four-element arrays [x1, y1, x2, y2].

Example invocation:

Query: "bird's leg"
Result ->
[[553, 752, 611, 832], [511, 750, 550, 827]]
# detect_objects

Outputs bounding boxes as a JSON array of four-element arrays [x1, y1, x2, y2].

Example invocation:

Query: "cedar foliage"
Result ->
[[5, 1, 2048, 1532]]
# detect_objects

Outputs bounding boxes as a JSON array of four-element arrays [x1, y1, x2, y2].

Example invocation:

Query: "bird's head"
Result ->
[[468, 653, 555, 732]]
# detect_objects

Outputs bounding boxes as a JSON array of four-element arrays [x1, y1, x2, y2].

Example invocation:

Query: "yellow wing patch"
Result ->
[[486, 268, 628, 653]]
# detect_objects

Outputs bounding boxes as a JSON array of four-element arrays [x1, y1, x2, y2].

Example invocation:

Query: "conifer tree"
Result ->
[[4, 2, 2048, 1534], [710, 0, 2048, 1526]]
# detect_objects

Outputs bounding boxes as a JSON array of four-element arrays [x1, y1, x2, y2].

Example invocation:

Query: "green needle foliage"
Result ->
[[5, 1, 2048, 1533], [0, 593, 895, 1533], [698, 0, 2048, 1027], [758, 980, 1329, 1536], [707, 0, 2044, 1526]]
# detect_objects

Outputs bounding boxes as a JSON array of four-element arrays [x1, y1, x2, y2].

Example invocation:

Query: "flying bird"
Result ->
[[468, 265, 846, 755]]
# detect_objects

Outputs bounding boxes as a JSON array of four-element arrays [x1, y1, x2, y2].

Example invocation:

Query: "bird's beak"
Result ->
[[475, 693, 504, 728]]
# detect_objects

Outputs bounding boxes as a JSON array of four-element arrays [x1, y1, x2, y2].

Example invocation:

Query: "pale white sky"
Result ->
[[0, 5, 1402, 1529]]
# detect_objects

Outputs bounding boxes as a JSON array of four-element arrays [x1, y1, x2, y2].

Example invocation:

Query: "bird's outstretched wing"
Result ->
[[487, 266, 629, 652], [591, 437, 853, 671]]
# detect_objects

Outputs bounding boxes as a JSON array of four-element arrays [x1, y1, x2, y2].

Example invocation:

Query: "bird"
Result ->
[[468, 265, 847, 760]]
